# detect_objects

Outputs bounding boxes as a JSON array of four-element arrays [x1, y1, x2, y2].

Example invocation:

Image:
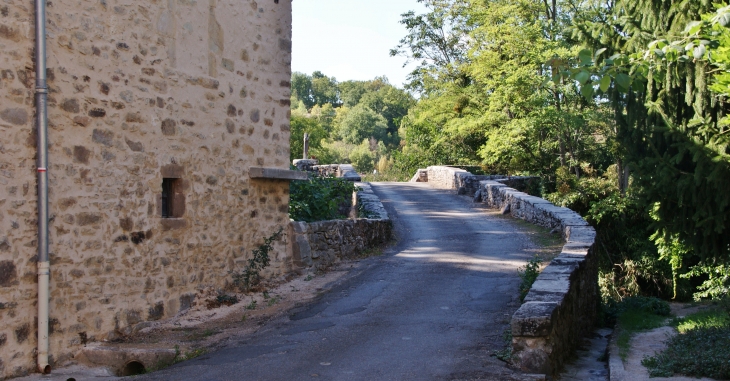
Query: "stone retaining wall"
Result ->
[[417, 166, 598, 376], [289, 183, 391, 270]]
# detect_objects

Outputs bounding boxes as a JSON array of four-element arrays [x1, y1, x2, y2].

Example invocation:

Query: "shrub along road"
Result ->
[[137, 183, 546, 381]]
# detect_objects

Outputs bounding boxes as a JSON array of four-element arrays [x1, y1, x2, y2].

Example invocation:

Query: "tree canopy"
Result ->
[[289, 0, 730, 301]]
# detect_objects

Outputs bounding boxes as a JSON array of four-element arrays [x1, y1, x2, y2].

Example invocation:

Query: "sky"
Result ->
[[291, 0, 428, 88]]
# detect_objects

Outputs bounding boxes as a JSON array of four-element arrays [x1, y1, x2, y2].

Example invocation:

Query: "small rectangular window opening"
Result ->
[[161, 178, 181, 218]]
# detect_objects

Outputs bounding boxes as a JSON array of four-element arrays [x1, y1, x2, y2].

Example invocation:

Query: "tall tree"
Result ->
[[291, 72, 315, 109], [311, 71, 341, 107], [335, 104, 390, 145], [390, 0, 471, 93]]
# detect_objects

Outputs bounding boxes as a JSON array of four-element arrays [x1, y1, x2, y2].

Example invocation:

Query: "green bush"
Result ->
[[543, 166, 695, 302], [289, 176, 358, 222], [605, 296, 671, 323]]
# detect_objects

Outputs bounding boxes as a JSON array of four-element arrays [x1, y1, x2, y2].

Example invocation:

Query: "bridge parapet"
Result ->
[[418, 166, 538, 195], [482, 180, 598, 376], [416, 166, 598, 377], [295, 163, 362, 182]]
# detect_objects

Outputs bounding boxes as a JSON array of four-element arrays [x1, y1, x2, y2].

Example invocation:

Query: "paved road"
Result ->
[[139, 182, 538, 381]]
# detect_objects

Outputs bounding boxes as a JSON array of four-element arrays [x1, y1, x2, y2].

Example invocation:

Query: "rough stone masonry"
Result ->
[[0, 0, 293, 377]]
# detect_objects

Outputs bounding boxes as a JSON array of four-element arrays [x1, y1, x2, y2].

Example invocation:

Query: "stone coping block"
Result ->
[[512, 302, 559, 337], [355, 182, 389, 220], [565, 225, 597, 244], [293, 159, 319, 171], [250, 167, 309, 181]]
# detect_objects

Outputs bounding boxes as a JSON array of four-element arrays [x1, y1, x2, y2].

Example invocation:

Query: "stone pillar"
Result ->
[[303, 133, 309, 159]]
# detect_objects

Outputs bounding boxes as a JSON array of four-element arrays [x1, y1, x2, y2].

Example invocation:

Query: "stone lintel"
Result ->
[[249, 167, 309, 181], [160, 163, 185, 178], [512, 302, 558, 337]]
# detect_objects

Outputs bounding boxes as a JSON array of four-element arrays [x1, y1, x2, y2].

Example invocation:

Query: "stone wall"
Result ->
[[309, 164, 361, 181], [289, 183, 392, 271], [416, 166, 599, 376], [478, 180, 598, 375], [421, 166, 536, 195], [0, 0, 293, 377]]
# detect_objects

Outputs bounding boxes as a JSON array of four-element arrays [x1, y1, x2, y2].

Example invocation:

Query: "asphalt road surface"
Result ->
[[138, 182, 539, 381]]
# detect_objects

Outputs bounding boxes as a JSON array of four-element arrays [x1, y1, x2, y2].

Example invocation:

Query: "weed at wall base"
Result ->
[[518, 256, 542, 302], [231, 228, 284, 293]]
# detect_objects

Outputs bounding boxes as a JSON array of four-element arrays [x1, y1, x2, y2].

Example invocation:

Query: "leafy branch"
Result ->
[[231, 228, 284, 293]]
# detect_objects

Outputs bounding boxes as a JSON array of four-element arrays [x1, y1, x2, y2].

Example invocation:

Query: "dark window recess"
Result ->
[[161, 178, 184, 218]]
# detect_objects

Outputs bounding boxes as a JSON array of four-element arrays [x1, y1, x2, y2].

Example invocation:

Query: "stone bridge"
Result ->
[[290, 163, 599, 376], [15, 165, 597, 380], [414, 165, 599, 375]]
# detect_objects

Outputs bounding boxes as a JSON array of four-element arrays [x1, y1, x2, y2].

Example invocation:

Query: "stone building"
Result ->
[[0, 0, 294, 377]]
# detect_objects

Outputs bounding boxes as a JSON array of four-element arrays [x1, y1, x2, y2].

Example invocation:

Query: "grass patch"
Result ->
[[607, 296, 671, 360], [267, 296, 281, 306], [672, 308, 730, 333], [616, 310, 669, 360], [643, 307, 730, 379], [180, 347, 207, 361], [263, 291, 281, 307]]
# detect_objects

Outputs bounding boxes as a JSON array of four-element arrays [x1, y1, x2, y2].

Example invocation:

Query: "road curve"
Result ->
[[139, 182, 539, 381]]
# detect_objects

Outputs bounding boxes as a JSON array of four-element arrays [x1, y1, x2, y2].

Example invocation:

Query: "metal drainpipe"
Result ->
[[34, 0, 51, 374]]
